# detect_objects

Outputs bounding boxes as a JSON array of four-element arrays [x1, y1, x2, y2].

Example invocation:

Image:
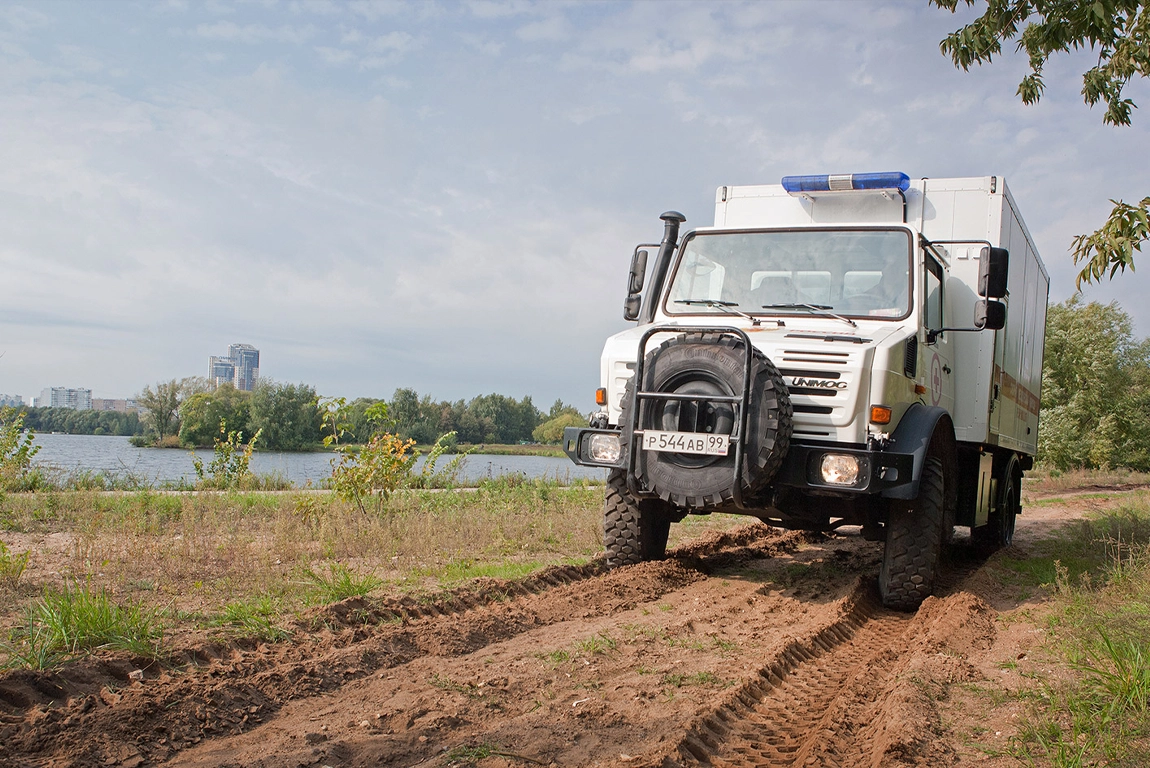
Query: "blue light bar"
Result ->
[[781, 172, 910, 194]]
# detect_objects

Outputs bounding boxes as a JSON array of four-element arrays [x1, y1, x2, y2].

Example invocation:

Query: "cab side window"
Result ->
[[925, 256, 943, 330]]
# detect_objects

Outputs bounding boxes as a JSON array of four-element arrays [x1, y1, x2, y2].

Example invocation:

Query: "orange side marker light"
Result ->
[[870, 405, 892, 425]]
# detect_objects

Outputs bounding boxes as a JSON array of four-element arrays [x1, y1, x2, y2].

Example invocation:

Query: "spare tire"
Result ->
[[623, 332, 792, 507]]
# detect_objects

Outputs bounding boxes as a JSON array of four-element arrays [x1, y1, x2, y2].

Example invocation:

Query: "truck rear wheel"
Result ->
[[629, 332, 792, 507], [973, 456, 1020, 551], [879, 456, 946, 611], [603, 469, 675, 567]]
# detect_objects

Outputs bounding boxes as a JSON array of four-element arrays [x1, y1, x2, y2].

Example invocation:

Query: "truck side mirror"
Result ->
[[974, 299, 1006, 330], [978, 247, 1009, 298], [623, 294, 642, 321], [628, 249, 648, 295]]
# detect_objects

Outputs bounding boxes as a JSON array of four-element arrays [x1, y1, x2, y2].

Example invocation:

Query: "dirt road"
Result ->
[[0, 495, 1098, 768]]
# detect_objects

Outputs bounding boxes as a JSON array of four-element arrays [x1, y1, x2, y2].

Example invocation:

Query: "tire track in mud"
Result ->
[[662, 579, 913, 768], [1, 525, 808, 768], [662, 545, 994, 768]]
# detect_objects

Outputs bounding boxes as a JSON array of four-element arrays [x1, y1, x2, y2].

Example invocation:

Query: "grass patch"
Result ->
[[661, 671, 722, 688], [443, 740, 541, 766], [299, 562, 383, 604], [537, 648, 570, 665], [1025, 467, 1150, 496], [998, 500, 1150, 590], [214, 596, 291, 642], [434, 559, 547, 584], [575, 632, 617, 655], [1, 583, 162, 668], [1007, 495, 1150, 765], [431, 673, 484, 699]]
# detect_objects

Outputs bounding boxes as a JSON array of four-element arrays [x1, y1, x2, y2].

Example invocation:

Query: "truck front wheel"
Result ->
[[604, 469, 675, 567], [879, 456, 946, 611]]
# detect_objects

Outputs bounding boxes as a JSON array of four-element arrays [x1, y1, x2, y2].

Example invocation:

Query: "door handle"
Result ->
[[943, 364, 952, 374]]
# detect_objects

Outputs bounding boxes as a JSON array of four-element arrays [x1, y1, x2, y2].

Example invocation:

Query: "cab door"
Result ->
[[923, 254, 955, 415]]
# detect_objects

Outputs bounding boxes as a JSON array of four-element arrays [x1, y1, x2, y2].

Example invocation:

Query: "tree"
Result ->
[[249, 381, 323, 451], [136, 378, 206, 441], [1038, 297, 1150, 469], [178, 384, 252, 448], [532, 400, 587, 443], [532, 412, 586, 444], [932, 0, 1150, 285]]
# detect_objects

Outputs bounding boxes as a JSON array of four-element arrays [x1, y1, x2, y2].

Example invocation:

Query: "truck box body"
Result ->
[[710, 176, 1048, 455]]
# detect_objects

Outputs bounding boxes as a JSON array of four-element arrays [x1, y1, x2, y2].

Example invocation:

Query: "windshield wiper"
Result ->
[[760, 303, 858, 328], [675, 299, 771, 327]]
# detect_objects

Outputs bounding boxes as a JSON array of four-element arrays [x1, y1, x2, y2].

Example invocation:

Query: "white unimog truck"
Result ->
[[565, 172, 1049, 610]]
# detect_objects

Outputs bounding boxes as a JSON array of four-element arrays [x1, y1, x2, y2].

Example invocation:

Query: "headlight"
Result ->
[[820, 454, 865, 486], [587, 433, 622, 464]]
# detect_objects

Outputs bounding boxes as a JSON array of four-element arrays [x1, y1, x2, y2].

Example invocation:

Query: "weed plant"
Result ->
[[0, 539, 30, 589], [191, 420, 262, 490]]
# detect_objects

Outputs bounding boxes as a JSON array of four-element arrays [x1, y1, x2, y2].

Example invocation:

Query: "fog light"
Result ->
[[820, 454, 861, 485], [588, 433, 622, 464]]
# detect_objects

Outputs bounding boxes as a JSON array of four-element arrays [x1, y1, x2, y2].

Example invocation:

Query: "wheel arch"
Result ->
[[881, 404, 957, 501]]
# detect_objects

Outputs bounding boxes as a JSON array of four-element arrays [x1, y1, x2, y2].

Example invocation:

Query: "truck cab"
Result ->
[[565, 172, 1049, 610]]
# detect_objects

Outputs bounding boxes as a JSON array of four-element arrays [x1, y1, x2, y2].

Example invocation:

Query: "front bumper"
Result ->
[[563, 426, 913, 495]]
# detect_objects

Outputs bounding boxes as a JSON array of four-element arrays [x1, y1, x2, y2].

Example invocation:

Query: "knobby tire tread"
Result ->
[[603, 469, 671, 567], [880, 457, 945, 611]]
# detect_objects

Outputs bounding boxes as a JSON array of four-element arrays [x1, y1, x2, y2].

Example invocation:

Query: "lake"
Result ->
[[29, 433, 605, 487]]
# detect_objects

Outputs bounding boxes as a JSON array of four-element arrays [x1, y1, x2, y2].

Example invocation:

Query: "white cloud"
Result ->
[[0, 4, 52, 32], [194, 21, 316, 44], [516, 15, 568, 43], [314, 45, 352, 64]]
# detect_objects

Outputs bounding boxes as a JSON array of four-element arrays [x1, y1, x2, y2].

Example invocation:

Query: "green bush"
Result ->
[[191, 419, 262, 490], [1039, 298, 1150, 470], [0, 407, 42, 492]]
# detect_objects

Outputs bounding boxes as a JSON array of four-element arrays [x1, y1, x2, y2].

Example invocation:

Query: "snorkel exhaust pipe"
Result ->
[[640, 211, 686, 324]]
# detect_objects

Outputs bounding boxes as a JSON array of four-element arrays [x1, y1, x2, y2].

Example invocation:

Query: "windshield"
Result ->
[[665, 228, 913, 320]]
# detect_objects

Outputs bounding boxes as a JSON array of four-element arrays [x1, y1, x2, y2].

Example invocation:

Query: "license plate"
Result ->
[[641, 430, 729, 456]]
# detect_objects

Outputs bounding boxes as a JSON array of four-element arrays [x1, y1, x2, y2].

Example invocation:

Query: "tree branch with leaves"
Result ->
[[932, 0, 1149, 286]]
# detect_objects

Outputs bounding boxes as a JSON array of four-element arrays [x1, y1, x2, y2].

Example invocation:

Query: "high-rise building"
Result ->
[[228, 344, 260, 391], [208, 344, 261, 391], [0, 394, 25, 408], [34, 387, 92, 410], [209, 356, 236, 389]]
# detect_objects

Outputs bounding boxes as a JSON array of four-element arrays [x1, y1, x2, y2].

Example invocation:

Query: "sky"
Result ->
[[0, 0, 1146, 411]]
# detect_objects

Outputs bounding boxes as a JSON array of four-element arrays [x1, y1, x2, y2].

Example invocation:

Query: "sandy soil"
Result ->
[[0, 489, 1131, 768]]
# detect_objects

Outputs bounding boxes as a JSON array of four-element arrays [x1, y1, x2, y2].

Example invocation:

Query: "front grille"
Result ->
[[789, 387, 839, 398], [793, 404, 833, 414]]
